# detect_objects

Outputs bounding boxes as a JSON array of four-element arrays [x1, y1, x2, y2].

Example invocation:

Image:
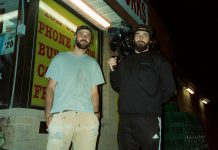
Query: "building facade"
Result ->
[[0, 0, 210, 149]]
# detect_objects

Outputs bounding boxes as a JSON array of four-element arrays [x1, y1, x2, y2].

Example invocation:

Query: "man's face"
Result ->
[[134, 30, 150, 52], [75, 29, 92, 49]]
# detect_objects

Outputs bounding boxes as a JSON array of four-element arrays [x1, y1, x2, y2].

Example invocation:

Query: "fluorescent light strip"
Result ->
[[39, 1, 77, 32], [186, 88, 194, 94], [201, 98, 210, 104], [202, 100, 208, 104], [69, 0, 110, 28], [0, 10, 18, 22]]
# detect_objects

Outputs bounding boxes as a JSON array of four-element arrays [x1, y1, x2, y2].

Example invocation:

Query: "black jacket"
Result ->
[[110, 51, 176, 115]]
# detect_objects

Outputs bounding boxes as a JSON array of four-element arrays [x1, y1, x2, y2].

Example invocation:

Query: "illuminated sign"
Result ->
[[117, 0, 148, 24]]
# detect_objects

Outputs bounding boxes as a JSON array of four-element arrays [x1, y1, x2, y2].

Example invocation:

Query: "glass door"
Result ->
[[0, 0, 19, 107]]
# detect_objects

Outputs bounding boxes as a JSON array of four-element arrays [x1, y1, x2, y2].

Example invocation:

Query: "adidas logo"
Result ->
[[152, 134, 159, 139]]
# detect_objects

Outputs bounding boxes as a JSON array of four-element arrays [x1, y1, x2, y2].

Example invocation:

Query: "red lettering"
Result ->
[[44, 12, 62, 26], [92, 51, 95, 57], [65, 38, 71, 48], [33, 84, 41, 98], [41, 86, 46, 100], [50, 15, 56, 22], [37, 21, 71, 48], [38, 64, 48, 77], [38, 21, 45, 34], [33, 84, 46, 100], [86, 49, 90, 56], [38, 42, 59, 59], [46, 45, 58, 59], [44, 12, 49, 18], [58, 32, 66, 45], [125, 0, 147, 24], [54, 50, 59, 56], [56, 20, 62, 26], [66, 26, 75, 34], [53, 30, 58, 41], [38, 42, 45, 56], [45, 25, 53, 39], [86, 49, 95, 58]]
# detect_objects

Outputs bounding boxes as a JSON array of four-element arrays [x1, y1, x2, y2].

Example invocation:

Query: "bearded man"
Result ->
[[108, 24, 176, 150], [44, 25, 105, 150]]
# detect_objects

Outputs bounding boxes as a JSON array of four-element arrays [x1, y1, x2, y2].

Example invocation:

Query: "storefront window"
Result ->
[[0, 0, 19, 107], [30, 0, 100, 108]]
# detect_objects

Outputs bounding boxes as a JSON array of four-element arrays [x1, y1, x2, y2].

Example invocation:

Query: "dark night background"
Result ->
[[150, 0, 218, 102], [149, 0, 218, 149]]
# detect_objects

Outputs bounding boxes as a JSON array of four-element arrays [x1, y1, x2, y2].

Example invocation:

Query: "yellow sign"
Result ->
[[31, 0, 99, 107]]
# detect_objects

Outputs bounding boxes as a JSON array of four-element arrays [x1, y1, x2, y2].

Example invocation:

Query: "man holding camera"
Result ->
[[108, 24, 176, 150]]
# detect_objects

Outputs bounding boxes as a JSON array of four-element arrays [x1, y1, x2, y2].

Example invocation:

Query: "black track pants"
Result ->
[[118, 115, 161, 150]]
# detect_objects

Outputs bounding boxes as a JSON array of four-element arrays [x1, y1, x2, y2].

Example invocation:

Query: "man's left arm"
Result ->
[[160, 58, 177, 102], [91, 85, 100, 119]]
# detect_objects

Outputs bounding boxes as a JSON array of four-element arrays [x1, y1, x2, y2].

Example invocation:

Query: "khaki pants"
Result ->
[[46, 111, 99, 150]]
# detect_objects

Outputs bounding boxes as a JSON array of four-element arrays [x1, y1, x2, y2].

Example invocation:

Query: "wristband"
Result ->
[[94, 112, 100, 113]]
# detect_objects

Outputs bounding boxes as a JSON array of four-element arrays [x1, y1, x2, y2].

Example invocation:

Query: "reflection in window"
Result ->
[[1, 10, 18, 33], [0, 0, 19, 107]]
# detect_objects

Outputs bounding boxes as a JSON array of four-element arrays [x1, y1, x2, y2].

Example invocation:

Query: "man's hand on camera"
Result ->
[[108, 57, 117, 71]]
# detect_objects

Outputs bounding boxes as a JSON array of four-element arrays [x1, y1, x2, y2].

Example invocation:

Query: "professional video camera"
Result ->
[[108, 21, 134, 59]]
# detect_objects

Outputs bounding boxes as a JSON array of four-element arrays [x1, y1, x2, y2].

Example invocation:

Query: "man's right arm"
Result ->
[[45, 78, 57, 126], [108, 57, 121, 92]]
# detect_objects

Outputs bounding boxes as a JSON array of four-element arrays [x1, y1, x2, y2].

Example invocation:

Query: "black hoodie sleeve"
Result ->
[[158, 56, 177, 102], [109, 65, 121, 93]]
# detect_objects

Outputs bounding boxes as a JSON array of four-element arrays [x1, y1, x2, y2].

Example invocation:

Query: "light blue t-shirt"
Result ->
[[45, 51, 105, 113]]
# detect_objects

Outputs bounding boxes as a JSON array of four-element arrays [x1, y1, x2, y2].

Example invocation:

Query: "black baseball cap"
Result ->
[[75, 25, 92, 35], [134, 24, 153, 35]]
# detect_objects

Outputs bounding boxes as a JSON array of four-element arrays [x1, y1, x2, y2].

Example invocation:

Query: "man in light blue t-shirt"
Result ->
[[45, 25, 105, 150]]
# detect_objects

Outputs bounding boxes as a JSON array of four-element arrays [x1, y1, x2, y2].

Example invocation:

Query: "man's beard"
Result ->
[[75, 39, 91, 50], [134, 41, 149, 52]]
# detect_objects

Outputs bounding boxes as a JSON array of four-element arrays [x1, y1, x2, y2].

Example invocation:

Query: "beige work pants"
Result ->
[[46, 111, 99, 150]]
